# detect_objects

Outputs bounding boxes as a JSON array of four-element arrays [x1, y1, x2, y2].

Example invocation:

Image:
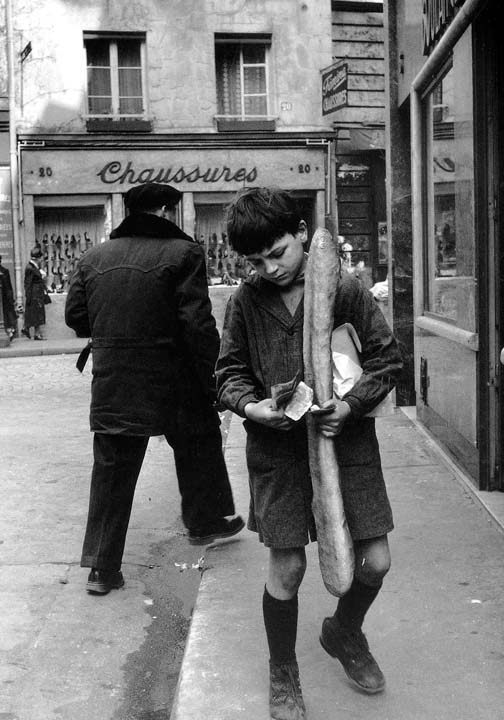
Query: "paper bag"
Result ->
[[331, 323, 395, 418]]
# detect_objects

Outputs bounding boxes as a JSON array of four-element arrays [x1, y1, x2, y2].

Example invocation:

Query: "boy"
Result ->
[[215, 187, 403, 720]]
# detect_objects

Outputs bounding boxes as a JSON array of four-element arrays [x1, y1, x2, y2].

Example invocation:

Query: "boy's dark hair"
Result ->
[[226, 187, 303, 255]]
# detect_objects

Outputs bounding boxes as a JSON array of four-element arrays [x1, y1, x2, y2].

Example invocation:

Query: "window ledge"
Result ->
[[415, 315, 479, 351], [86, 118, 153, 133], [216, 118, 276, 132]]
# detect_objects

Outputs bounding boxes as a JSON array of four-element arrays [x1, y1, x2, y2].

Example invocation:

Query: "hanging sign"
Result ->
[[321, 62, 348, 116]]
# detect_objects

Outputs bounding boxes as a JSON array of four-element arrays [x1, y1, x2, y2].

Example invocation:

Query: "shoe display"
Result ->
[[188, 515, 245, 545], [86, 568, 124, 595], [21, 328, 31, 339], [269, 660, 306, 720], [320, 617, 385, 694]]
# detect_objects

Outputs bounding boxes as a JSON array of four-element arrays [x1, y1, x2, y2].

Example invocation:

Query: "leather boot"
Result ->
[[269, 660, 306, 719], [320, 617, 385, 694]]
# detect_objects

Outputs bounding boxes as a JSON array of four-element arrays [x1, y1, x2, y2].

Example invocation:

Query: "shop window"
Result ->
[[84, 33, 151, 130], [422, 56, 475, 331], [194, 203, 246, 285], [214, 34, 275, 131], [34, 205, 105, 293]]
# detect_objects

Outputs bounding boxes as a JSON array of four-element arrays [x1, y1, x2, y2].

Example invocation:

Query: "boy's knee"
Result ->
[[282, 556, 306, 591], [269, 549, 306, 595], [354, 538, 391, 585]]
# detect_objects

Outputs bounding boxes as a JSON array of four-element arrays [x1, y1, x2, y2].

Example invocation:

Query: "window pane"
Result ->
[[424, 55, 475, 330], [119, 68, 142, 97], [119, 97, 143, 114], [86, 39, 109, 67], [88, 96, 112, 114], [242, 45, 265, 64], [88, 67, 111, 95], [243, 66, 266, 94], [117, 40, 141, 67], [244, 96, 267, 116]]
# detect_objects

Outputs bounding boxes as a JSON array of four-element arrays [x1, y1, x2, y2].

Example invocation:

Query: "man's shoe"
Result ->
[[269, 660, 306, 720], [86, 569, 124, 595], [21, 328, 31, 339], [188, 515, 245, 545], [320, 617, 385, 694]]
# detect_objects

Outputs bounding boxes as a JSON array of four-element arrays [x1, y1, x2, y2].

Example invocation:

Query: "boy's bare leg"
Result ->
[[265, 547, 307, 720], [320, 535, 390, 694]]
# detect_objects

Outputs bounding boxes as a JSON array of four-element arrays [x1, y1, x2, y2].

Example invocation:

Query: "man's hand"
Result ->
[[311, 399, 351, 438], [244, 398, 293, 431]]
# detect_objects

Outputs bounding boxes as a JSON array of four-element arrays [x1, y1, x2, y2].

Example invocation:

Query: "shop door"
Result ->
[[474, 3, 504, 490]]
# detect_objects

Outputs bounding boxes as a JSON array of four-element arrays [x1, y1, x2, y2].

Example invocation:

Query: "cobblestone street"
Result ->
[[2, 352, 91, 395]]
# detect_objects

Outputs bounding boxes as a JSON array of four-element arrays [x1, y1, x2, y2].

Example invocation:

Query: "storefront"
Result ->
[[390, 0, 503, 489], [16, 136, 330, 337]]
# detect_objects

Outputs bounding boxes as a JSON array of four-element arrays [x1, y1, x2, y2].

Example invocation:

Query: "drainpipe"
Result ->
[[6, 0, 23, 308]]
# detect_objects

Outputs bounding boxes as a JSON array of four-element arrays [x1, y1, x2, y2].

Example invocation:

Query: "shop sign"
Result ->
[[422, 0, 466, 55], [0, 167, 14, 276], [97, 161, 258, 186], [321, 62, 348, 116], [22, 149, 326, 194]]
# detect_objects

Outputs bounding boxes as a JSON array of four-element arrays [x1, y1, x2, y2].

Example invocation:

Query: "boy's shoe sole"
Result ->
[[188, 516, 245, 545]]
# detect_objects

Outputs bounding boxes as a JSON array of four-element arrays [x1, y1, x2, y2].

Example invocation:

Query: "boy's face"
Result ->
[[245, 222, 307, 288]]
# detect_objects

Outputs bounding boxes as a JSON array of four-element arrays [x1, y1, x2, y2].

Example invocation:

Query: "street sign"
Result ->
[[321, 62, 348, 116]]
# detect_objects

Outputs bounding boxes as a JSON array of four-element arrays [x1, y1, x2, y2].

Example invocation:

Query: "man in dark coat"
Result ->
[[65, 182, 243, 595]]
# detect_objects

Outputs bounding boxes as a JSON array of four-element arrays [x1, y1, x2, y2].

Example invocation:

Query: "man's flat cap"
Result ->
[[124, 183, 182, 212]]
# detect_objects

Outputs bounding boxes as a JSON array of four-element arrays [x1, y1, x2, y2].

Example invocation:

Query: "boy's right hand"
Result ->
[[244, 399, 293, 431]]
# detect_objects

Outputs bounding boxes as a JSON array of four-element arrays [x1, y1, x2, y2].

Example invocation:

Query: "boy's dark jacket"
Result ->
[[216, 270, 403, 418], [65, 212, 220, 436]]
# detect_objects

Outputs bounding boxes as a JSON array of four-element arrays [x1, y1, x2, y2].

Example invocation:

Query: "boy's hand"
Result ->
[[244, 399, 293, 431], [311, 399, 351, 437]]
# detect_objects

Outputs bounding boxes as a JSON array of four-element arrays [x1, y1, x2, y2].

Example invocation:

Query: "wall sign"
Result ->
[[422, 0, 466, 55], [97, 161, 258, 186], [321, 62, 348, 116], [22, 149, 326, 194]]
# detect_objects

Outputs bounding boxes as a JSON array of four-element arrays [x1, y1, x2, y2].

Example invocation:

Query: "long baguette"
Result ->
[[303, 227, 354, 597]]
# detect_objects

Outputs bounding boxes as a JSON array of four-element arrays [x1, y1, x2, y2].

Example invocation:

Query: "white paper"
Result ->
[[332, 351, 363, 399]]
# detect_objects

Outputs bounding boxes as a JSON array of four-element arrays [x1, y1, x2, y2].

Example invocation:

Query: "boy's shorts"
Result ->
[[244, 417, 393, 548]]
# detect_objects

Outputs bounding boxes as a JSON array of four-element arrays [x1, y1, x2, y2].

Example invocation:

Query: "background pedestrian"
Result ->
[[0, 255, 17, 341], [22, 247, 49, 340]]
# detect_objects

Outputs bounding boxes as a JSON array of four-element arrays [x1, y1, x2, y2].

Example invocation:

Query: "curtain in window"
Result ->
[[117, 40, 143, 115], [87, 39, 112, 115], [216, 45, 241, 116]]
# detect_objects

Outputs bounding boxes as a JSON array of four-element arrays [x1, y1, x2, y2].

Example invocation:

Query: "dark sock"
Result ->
[[263, 586, 298, 665], [335, 577, 382, 630]]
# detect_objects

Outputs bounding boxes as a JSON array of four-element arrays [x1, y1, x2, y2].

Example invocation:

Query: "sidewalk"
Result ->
[[171, 408, 504, 720], [0, 336, 85, 358]]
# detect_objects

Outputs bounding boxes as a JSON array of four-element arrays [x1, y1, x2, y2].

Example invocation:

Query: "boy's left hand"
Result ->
[[311, 399, 351, 437]]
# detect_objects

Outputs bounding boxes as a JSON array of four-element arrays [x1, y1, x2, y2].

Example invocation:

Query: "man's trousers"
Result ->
[[81, 430, 235, 570]]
